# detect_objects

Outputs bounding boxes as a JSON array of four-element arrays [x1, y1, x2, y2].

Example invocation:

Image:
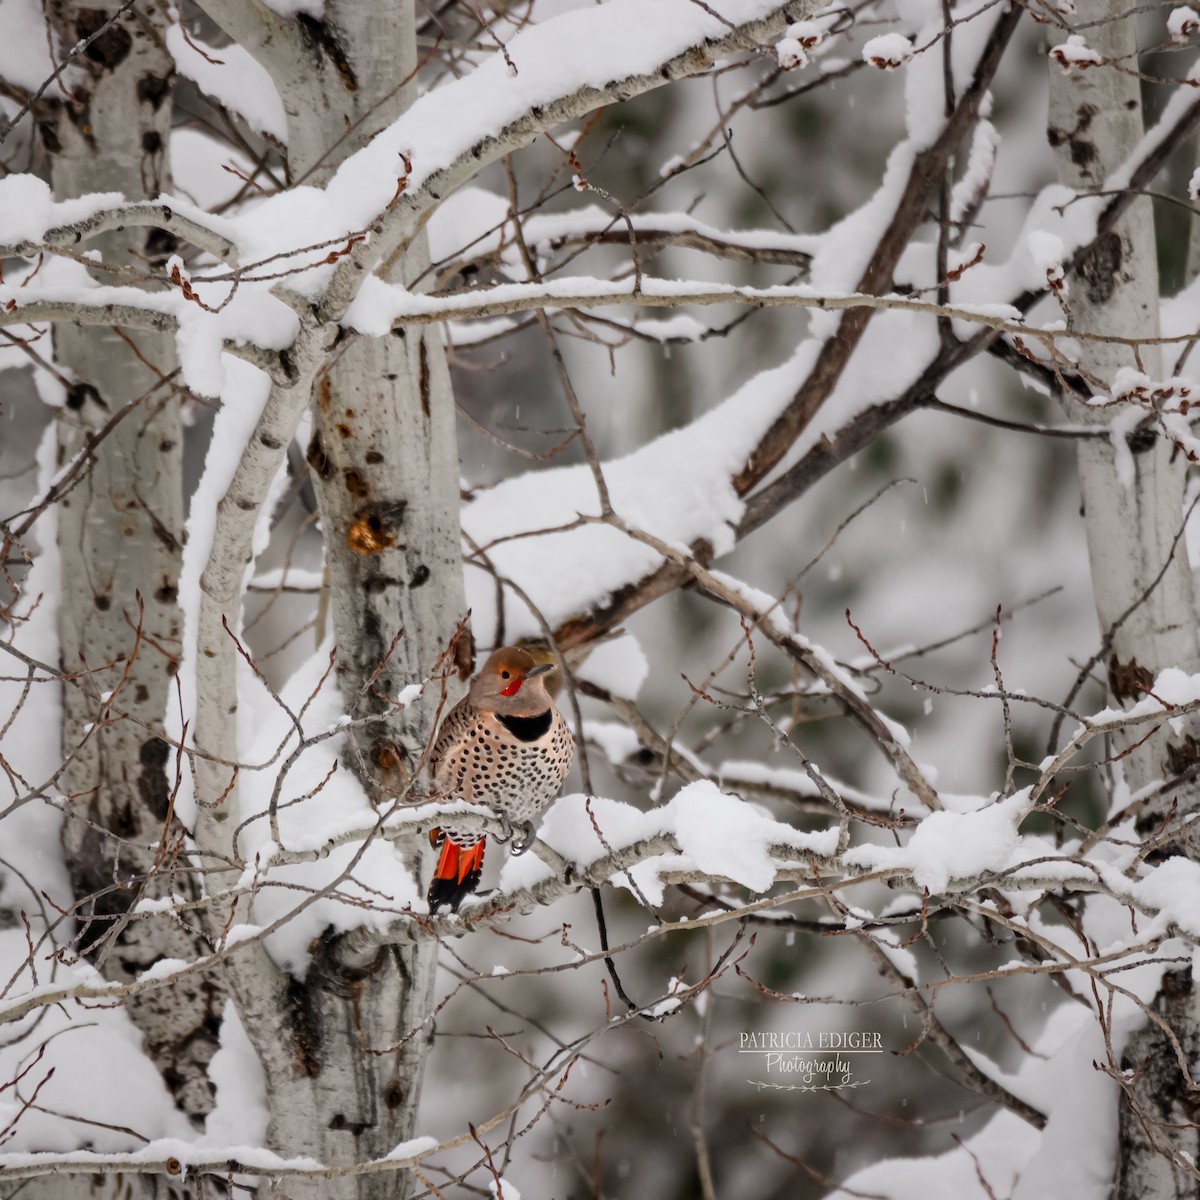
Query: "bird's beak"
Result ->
[[524, 662, 555, 679]]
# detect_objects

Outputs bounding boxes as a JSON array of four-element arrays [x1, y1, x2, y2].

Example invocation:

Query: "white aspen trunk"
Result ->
[[1049, 9, 1200, 1196], [1189, 135, 1200, 282], [273, 7, 466, 1191], [1049, 15, 1199, 795], [10, 5, 225, 1199], [45, 0, 223, 1137], [190, 4, 466, 1195]]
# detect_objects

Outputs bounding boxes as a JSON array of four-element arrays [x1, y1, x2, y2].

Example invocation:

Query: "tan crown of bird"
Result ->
[[427, 646, 574, 912]]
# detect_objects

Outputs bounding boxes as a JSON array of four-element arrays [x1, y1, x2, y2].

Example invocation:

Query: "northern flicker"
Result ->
[[427, 646, 574, 912]]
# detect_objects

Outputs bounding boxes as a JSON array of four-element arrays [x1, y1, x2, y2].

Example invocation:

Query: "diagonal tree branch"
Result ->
[[731, 0, 1023, 496], [317, 0, 821, 320]]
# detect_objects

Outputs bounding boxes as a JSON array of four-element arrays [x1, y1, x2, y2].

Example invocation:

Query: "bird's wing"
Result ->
[[430, 697, 480, 802], [552, 707, 575, 785]]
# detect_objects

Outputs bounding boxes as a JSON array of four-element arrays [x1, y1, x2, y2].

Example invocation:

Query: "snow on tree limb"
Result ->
[[315, 0, 819, 318], [165, 25, 288, 144], [0, 197, 240, 265]]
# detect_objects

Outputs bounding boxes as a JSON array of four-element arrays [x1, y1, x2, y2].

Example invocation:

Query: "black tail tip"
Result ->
[[427, 868, 483, 913]]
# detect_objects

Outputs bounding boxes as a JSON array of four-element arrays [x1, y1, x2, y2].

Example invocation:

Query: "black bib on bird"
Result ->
[[496, 710, 555, 742]]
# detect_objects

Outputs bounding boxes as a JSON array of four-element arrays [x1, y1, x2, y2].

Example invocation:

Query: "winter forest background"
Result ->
[[1, 0, 1200, 1197]]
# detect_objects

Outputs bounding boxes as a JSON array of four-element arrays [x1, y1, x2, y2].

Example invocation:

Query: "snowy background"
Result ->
[[2, 0, 1200, 1196]]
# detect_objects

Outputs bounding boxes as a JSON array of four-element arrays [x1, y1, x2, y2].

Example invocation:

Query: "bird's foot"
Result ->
[[495, 814, 515, 844], [510, 821, 537, 856]]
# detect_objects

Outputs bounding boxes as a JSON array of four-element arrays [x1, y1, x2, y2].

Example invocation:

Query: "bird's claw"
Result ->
[[510, 821, 536, 856], [494, 814, 535, 853]]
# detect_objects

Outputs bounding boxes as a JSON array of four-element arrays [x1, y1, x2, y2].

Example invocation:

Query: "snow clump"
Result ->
[[1049, 35, 1103, 69], [1168, 6, 1200, 41], [776, 37, 807, 69], [862, 33, 913, 69]]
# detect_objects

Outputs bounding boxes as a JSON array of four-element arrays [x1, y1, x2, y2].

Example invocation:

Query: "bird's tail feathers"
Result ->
[[427, 830, 486, 912]]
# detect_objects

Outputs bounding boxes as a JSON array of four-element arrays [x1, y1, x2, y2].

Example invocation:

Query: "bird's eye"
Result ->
[[501, 671, 510, 679]]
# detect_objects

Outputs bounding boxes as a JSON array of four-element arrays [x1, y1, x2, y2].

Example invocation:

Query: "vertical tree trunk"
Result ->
[[1049, 9, 1200, 1196], [1048, 9, 1199, 796], [191, 3, 468, 1194], [46, 0, 224, 1134], [276, 6, 467, 1190]]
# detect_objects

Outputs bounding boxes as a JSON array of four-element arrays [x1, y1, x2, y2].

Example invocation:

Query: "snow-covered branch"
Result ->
[[345, 275, 1038, 338], [190, 0, 310, 133], [0, 199, 240, 266], [317, 0, 819, 319], [7, 788, 1195, 1023], [0, 297, 291, 381]]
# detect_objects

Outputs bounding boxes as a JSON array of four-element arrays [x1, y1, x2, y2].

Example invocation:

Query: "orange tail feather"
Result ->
[[427, 836, 486, 912]]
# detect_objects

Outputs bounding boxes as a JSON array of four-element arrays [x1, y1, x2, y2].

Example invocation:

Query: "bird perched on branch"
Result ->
[[427, 646, 574, 912]]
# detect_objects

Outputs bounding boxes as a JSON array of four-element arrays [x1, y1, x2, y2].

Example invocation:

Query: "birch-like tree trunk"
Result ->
[[1049, 8, 1200, 1195], [46, 0, 222, 1138], [9, 6, 224, 1199], [190, 4, 467, 1194], [1049, 10, 1199, 793]]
